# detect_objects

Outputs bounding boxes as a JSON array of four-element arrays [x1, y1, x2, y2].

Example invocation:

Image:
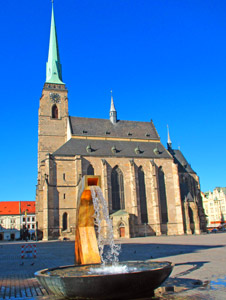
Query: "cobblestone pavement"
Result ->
[[0, 233, 226, 299]]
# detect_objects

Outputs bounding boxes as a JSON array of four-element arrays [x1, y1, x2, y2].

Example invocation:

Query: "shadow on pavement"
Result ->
[[118, 243, 225, 261]]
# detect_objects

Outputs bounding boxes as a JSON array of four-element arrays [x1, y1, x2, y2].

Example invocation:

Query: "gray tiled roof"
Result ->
[[69, 117, 160, 140], [170, 149, 195, 174], [53, 138, 171, 159]]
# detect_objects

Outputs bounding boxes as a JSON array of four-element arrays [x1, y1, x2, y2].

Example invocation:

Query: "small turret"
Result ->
[[110, 90, 117, 124], [167, 125, 172, 150]]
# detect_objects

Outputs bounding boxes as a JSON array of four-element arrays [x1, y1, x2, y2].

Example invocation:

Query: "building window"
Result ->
[[32, 217, 35, 222], [32, 224, 35, 229], [28, 224, 30, 229], [52, 104, 58, 119], [27, 217, 30, 222], [64, 193, 66, 199], [158, 166, 168, 224], [138, 166, 148, 224], [62, 213, 68, 231], [111, 166, 125, 211], [63, 173, 66, 180], [23, 217, 25, 222], [87, 164, 94, 175]]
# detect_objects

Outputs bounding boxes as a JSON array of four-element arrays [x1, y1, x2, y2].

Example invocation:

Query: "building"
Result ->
[[167, 130, 206, 234], [36, 3, 206, 241], [0, 201, 36, 241], [202, 188, 226, 229]]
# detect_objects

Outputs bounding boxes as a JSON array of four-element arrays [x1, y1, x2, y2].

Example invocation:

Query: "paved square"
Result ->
[[0, 233, 226, 299]]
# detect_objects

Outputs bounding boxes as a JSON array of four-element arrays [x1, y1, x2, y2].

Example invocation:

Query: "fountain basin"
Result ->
[[35, 260, 174, 299]]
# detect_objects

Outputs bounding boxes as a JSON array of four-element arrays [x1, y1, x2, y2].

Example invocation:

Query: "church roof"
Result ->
[[69, 116, 160, 140], [53, 138, 171, 159], [170, 149, 195, 174], [110, 210, 129, 216]]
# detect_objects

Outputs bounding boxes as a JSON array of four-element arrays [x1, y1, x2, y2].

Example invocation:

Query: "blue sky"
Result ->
[[0, 0, 225, 201]]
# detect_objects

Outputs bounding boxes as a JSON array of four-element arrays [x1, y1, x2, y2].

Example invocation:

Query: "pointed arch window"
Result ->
[[111, 166, 125, 211], [52, 104, 58, 119], [138, 166, 148, 224], [62, 212, 68, 231], [158, 166, 168, 223], [87, 164, 94, 175]]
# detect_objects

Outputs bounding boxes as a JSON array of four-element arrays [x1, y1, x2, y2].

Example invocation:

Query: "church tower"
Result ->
[[36, 3, 69, 240], [37, 3, 68, 170]]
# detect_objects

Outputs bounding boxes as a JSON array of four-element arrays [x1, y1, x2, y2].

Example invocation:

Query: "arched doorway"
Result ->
[[62, 213, 68, 231], [118, 222, 125, 238], [188, 206, 195, 234]]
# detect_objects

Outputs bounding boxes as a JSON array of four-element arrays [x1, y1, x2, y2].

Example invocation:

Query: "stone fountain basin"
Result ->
[[35, 260, 174, 299]]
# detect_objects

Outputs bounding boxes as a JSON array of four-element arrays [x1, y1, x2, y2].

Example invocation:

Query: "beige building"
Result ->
[[36, 4, 206, 241], [202, 188, 226, 228], [0, 201, 36, 241]]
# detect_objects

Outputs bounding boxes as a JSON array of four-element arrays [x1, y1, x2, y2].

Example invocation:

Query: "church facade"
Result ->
[[36, 4, 206, 241]]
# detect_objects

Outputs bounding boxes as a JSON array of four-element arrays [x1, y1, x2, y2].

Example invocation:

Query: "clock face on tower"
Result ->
[[50, 93, 61, 103]]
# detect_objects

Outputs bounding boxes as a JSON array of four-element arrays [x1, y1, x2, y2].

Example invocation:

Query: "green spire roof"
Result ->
[[46, 3, 64, 84]]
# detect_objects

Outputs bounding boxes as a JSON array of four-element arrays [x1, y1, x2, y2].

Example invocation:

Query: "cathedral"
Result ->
[[36, 4, 206, 241]]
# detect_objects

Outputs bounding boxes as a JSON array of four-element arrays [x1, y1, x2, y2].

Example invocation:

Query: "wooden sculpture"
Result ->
[[75, 175, 102, 265]]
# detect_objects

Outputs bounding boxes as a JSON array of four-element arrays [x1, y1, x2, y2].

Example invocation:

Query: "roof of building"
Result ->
[[0, 202, 19, 215], [0, 201, 35, 216], [53, 138, 171, 159], [215, 187, 226, 194], [110, 210, 129, 217], [69, 116, 160, 140], [20, 202, 35, 214], [169, 149, 195, 174]]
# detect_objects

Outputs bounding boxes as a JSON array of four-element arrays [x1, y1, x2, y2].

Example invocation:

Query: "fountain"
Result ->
[[35, 175, 173, 299]]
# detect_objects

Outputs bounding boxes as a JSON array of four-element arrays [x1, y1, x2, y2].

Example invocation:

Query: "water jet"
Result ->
[[35, 175, 173, 299]]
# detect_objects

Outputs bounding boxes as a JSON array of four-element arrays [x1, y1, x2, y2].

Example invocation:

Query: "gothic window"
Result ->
[[62, 212, 68, 231], [111, 166, 125, 211], [52, 104, 58, 119], [87, 164, 94, 175], [158, 166, 168, 223], [138, 166, 148, 224]]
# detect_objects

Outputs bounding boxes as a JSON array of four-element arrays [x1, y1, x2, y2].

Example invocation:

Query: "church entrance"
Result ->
[[119, 222, 125, 238], [188, 206, 195, 234]]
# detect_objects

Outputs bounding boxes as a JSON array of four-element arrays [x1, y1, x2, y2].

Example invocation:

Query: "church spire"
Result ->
[[167, 124, 172, 149], [110, 90, 117, 124], [46, 1, 64, 84]]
